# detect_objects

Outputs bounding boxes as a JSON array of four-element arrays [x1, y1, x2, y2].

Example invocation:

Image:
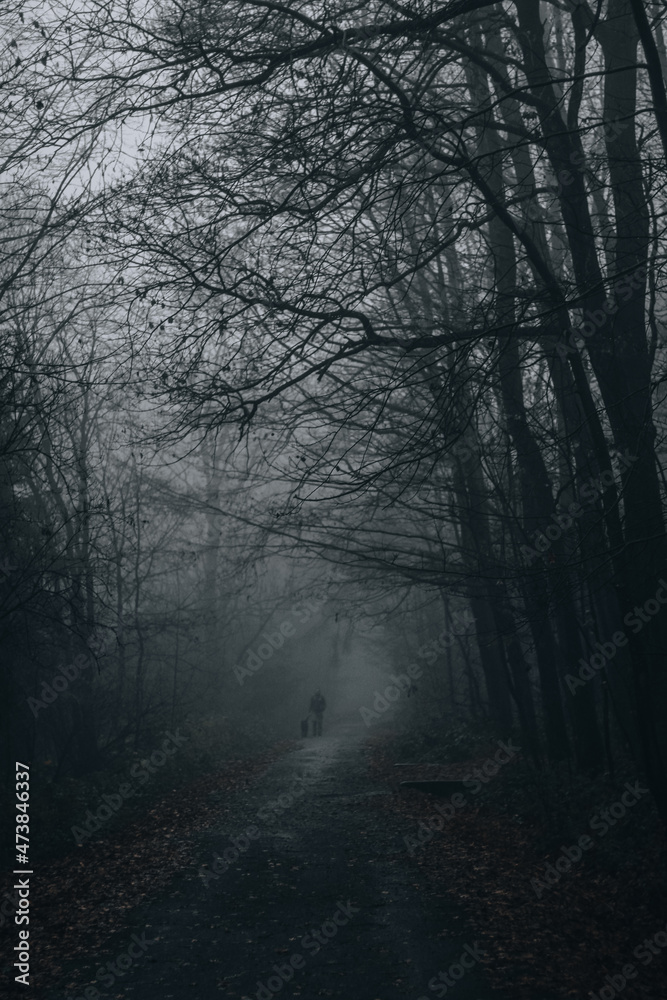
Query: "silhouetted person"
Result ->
[[310, 690, 326, 736]]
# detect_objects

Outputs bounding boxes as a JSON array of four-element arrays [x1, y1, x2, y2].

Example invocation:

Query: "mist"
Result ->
[[2, 2, 666, 999]]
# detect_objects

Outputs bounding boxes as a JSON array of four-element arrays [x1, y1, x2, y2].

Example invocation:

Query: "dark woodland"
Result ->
[[2, 2, 667, 999]]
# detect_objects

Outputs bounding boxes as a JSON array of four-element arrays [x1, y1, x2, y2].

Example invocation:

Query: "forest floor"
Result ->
[[368, 726, 667, 1000], [2, 719, 665, 1000]]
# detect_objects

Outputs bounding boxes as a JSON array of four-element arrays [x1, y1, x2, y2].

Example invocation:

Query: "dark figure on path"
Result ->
[[310, 690, 326, 736], [300, 717, 310, 738]]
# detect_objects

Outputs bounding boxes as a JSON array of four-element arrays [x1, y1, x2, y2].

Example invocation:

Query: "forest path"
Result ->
[[49, 723, 507, 1000]]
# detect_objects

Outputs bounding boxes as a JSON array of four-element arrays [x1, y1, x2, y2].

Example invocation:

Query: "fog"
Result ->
[[2, 3, 666, 997]]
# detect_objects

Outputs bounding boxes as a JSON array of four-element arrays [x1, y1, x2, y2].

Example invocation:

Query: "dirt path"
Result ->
[[45, 722, 510, 1000]]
